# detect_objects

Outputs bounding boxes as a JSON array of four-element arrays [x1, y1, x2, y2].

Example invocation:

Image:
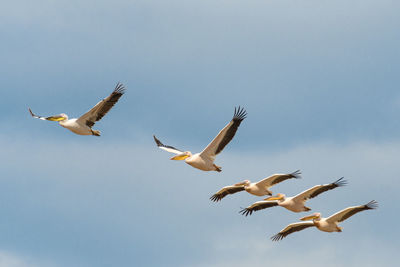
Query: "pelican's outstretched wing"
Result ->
[[200, 106, 247, 158], [255, 170, 301, 189], [326, 200, 378, 223], [153, 135, 184, 155], [292, 177, 347, 203], [28, 108, 65, 121], [210, 185, 246, 202], [77, 82, 126, 127], [271, 221, 315, 241], [239, 200, 279, 216]]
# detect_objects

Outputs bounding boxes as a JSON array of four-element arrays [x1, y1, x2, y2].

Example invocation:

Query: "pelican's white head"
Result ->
[[60, 113, 68, 120], [264, 193, 285, 201], [170, 151, 192, 161], [300, 212, 321, 221], [234, 180, 251, 186]]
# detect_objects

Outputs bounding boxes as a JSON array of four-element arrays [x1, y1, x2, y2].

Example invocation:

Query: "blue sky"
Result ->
[[0, 0, 399, 266]]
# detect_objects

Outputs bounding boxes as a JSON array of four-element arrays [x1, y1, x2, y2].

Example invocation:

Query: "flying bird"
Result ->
[[271, 200, 378, 241], [210, 170, 301, 202], [240, 177, 347, 216], [153, 106, 247, 172], [29, 83, 125, 136]]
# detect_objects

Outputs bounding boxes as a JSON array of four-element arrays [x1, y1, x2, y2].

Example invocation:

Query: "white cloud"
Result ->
[[0, 251, 26, 267], [0, 250, 53, 267]]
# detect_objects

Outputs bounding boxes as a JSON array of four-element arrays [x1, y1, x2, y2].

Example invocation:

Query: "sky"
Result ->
[[0, 0, 399, 266]]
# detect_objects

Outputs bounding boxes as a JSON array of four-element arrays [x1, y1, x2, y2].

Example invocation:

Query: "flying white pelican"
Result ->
[[240, 177, 347, 216], [210, 170, 301, 202], [29, 83, 125, 136], [271, 200, 378, 241], [153, 106, 247, 172]]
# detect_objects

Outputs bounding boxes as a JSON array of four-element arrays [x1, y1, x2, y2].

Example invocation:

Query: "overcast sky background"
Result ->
[[0, 0, 399, 266]]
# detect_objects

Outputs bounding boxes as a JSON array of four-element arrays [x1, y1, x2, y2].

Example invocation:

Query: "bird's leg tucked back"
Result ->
[[213, 164, 222, 172], [91, 130, 101, 136]]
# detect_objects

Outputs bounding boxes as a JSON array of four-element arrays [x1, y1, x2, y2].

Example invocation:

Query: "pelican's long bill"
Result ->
[[170, 153, 190, 161], [46, 116, 67, 121], [234, 181, 249, 186], [264, 193, 284, 201], [300, 213, 320, 221]]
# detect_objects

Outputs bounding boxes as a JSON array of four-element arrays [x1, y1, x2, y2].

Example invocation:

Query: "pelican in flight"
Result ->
[[271, 200, 378, 241], [240, 177, 347, 216], [29, 83, 125, 136], [153, 106, 247, 172], [210, 170, 301, 202]]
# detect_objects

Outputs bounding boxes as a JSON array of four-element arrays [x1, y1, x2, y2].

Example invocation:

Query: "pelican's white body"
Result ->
[[277, 197, 309, 213], [313, 218, 341, 232], [59, 119, 93, 135], [244, 183, 272, 196], [185, 153, 218, 171]]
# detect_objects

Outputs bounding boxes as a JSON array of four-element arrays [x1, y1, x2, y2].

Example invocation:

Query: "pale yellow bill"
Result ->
[[300, 214, 318, 221], [46, 116, 66, 121], [170, 154, 190, 160], [264, 194, 283, 201]]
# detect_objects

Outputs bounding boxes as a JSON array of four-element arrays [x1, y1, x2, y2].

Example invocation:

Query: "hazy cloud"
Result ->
[[0, 134, 398, 266]]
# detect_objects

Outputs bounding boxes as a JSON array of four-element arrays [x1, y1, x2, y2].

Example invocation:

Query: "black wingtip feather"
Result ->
[[114, 82, 126, 94], [239, 208, 252, 216], [153, 135, 163, 147], [334, 177, 348, 187], [271, 234, 283, 241], [233, 106, 247, 122], [28, 108, 34, 117], [366, 200, 378, 209], [291, 170, 302, 178], [153, 135, 183, 152], [210, 195, 221, 202]]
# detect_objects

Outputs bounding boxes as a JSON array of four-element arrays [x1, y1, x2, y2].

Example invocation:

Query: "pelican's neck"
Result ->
[[313, 217, 321, 223], [183, 151, 193, 162], [243, 181, 251, 187], [59, 117, 74, 126], [59, 119, 68, 126]]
